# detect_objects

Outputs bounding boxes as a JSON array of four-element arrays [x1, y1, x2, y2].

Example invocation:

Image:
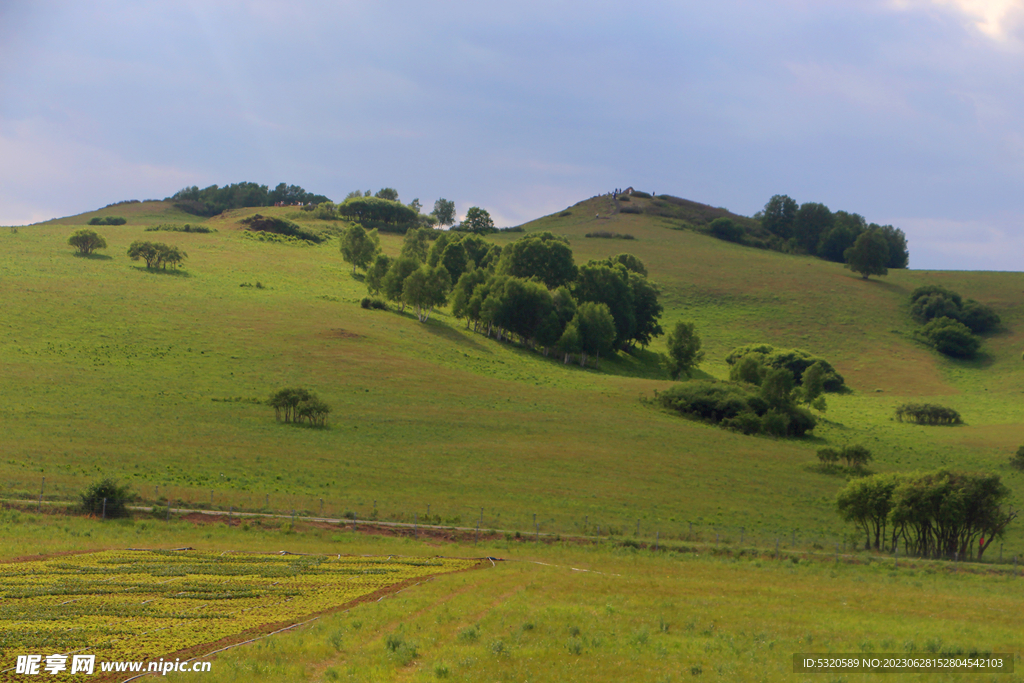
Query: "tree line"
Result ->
[[169, 182, 331, 217], [837, 469, 1015, 560]]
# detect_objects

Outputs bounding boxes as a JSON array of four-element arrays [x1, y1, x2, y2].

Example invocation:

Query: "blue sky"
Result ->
[[1, 0, 1022, 269]]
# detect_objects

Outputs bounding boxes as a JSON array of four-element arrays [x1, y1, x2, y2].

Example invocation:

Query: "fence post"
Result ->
[[775, 539, 779, 559], [636, 519, 640, 536], [414, 512, 418, 535], [740, 528, 744, 546], [655, 531, 659, 551], [38, 477, 44, 512], [895, 540, 898, 569], [102, 497, 107, 520], [166, 503, 170, 521], [320, 498, 323, 517]]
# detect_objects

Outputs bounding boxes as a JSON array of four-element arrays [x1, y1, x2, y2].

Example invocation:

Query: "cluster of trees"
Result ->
[[725, 344, 845, 393], [757, 195, 909, 269], [127, 241, 187, 270], [88, 216, 126, 226], [655, 374, 817, 437], [169, 182, 330, 217], [817, 444, 872, 469], [80, 478, 134, 518], [894, 403, 963, 425], [68, 229, 108, 256], [357, 228, 664, 367], [909, 285, 999, 359], [837, 469, 1015, 559], [268, 388, 332, 427]]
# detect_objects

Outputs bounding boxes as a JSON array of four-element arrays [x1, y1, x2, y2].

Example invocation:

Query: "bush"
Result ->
[[726, 344, 845, 391], [80, 479, 134, 518], [585, 231, 635, 240], [817, 448, 840, 466], [895, 403, 962, 425], [1010, 446, 1024, 471], [619, 205, 642, 214], [240, 214, 323, 243], [360, 297, 387, 310], [708, 217, 744, 243], [656, 380, 816, 437], [630, 190, 653, 199], [910, 285, 999, 334], [88, 216, 126, 225], [145, 223, 214, 233], [919, 317, 980, 358], [68, 229, 107, 255]]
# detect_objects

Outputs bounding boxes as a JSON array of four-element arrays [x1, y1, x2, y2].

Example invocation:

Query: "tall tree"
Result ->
[[793, 202, 833, 254], [760, 194, 798, 239], [572, 302, 617, 367], [461, 206, 495, 234], [340, 224, 380, 274], [573, 263, 635, 349], [844, 230, 890, 279], [498, 232, 578, 289], [433, 198, 456, 228], [665, 321, 704, 379]]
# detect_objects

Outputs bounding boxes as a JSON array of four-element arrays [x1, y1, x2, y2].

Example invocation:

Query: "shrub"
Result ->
[[1010, 446, 1024, 471], [145, 224, 214, 233], [726, 344, 845, 391], [656, 380, 815, 437], [619, 205, 642, 214], [708, 217, 744, 243], [240, 214, 323, 243], [910, 285, 999, 334], [630, 190, 653, 199], [585, 231, 635, 240], [360, 297, 387, 310], [88, 216, 126, 225], [919, 317, 980, 358], [68, 229, 107, 255], [80, 478, 134, 518], [895, 403, 962, 425], [841, 444, 872, 468]]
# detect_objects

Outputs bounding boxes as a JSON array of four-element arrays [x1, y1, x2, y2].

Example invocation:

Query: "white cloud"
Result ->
[[893, 0, 1024, 41]]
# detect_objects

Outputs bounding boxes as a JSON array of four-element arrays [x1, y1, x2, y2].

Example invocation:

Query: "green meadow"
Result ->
[[2, 194, 1024, 679]]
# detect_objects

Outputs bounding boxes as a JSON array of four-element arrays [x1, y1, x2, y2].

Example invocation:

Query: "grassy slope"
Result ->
[[4, 197, 1024, 679]]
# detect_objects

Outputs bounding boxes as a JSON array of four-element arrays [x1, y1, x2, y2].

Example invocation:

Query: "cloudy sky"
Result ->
[[1, 0, 1022, 270]]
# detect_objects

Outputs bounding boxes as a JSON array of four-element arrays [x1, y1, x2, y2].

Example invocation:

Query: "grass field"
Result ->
[[3, 195, 1024, 679]]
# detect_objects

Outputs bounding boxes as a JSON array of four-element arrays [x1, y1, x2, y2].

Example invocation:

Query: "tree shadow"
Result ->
[[72, 252, 113, 261], [420, 318, 489, 352], [130, 266, 191, 277]]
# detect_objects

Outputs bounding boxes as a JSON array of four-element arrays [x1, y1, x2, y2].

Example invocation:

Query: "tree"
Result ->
[[460, 206, 495, 234], [365, 254, 393, 295], [841, 444, 872, 469], [844, 230, 890, 279], [556, 322, 582, 365], [573, 263, 635, 348], [800, 361, 827, 403], [759, 368, 795, 409], [127, 241, 185, 270], [627, 272, 663, 348], [400, 227, 432, 262], [793, 202, 833, 254], [269, 387, 330, 427], [382, 256, 421, 310], [837, 474, 901, 550], [433, 198, 456, 228], [498, 232, 578, 289], [68, 229, 107, 256], [80, 478, 134, 518], [375, 187, 399, 201], [439, 241, 470, 283], [708, 217, 744, 243], [874, 224, 909, 268], [572, 302, 617, 367], [402, 265, 451, 321], [340, 224, 380, 274], [451, 267, 488, 327], [1011, 445, 1024, 471], [408, 198, 422, 214], [666, 321, 704, 379], [760, 194, 798, 239], [606, 253, 648, 277]]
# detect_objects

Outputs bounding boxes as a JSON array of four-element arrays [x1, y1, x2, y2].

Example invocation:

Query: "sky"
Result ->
[[1, 0, 1022, 270]]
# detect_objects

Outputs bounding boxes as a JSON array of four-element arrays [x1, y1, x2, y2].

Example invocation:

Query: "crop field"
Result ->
[[0, 547, 477, 680]]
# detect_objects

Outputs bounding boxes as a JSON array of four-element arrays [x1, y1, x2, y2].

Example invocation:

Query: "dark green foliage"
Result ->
[[585, 231, 635, 240], [619, 205, 642, 214], [800, 361, 827, 402], [910, 285, 999, 334], [725, 344, 845, 391], [895, 403, 963, 425], [840, 444, 872, 468], [68, 229, 107, 255], [817, 448, 840, 466], [793, 202, 833, 253], [268, 388, 331, 427], [729, 356, 764, 385], [627, 272, 663, 348], [573, 263, 634, 348], [666, 322, 703, 379], [1010, 446, 1024, 471], [840, 470, 1016, 558], [364, 254, 393, 296], [145, 224, 214, 233], [402, 265, 452, 322], [708, 217, 744, 243], [457, 207, 496, 234], [760, 195, 798, 239], [874, 224, 909, 268], [88, 216, 126, 226], [657, 380, 816, 437], [602, 253, 647, 277], [844, 229, 889, 279], [80, 478, 134, 518], [919, 317, 980, 358], [432, 198, 456, 228], [240, 214, 323, 243], [759, 368, 795, 409], [338, 196, 417, 232], [171, 182, 329, 216], [498, 232, 578, 289], [374, 188, 399, 202], [127, 241, 187, 270], [360, 297, 387, 310], [383, 256, 423, 310]]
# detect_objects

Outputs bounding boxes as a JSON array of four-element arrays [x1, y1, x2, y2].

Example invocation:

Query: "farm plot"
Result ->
[[0, 549, 478, 679]]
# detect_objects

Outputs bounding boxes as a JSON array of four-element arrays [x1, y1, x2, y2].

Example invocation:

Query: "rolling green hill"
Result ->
[[3, 195, 1024, 680], [4, 197, 1024, 548]]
